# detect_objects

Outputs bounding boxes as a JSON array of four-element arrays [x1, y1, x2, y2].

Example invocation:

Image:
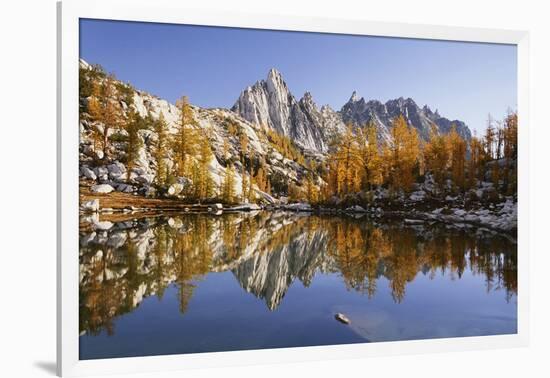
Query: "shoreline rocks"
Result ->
[[283, 203, 312, 212], [80, 199, 99, 213], [91, 184, 115, 194]]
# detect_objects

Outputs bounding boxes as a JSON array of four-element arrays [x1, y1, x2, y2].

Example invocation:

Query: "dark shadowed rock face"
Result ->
[[233, 70, 471, 153]]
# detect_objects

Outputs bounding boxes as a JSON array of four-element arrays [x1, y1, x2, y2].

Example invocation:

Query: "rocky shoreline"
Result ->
[[80, 191, 517, 240]]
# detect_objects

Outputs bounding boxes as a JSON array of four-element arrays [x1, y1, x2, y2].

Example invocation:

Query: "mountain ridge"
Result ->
[[232, 68, 472, 151], [78, 59, 477, 206]]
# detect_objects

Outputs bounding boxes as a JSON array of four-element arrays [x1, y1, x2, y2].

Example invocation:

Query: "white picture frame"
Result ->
[[57, 0, 530, 376]]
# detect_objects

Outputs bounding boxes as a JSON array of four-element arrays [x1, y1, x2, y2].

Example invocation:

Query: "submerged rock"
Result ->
[[335, 313, 350, 324]]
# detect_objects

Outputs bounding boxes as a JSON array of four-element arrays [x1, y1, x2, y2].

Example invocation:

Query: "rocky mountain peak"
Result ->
[[340, 95, 471, 142], [300, 91, 316, 107], [232, 70, 331, 152], [266, 68, 290, 98], [233, 69, 472, 151], [267, 68, 284, 82]]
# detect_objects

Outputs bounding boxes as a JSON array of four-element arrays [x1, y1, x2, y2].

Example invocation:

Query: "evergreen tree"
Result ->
[[496, 126, 504, 160], [248, 173, 256, 203], [503, 111, 518, 160], [484, 115, 496, 160], [153, 112, 169, 186], [253, 157, 269, 193], [125, 109, 143, 180], [288, 182, 304, 202], [447, 126, 467, 193], [87, 74, 124, 159], [221, 164, 236, 204], [357, 121, 383, 191], [332, 124, 362, 197], [483, 116, 504, 190], [468, 134, 484, 188], [323, 159, 339, 200], [424, 125, 449, 194], [195, 131, 215, 200], [305, 172, 319, 204], [222, 138, 230, 161], [241, 171, 249, 203], [385, 115, 420, 194], [173, 96, 198, 177], [502, 111, 518, 194], [188, 161, 201, 200], [239, 133, 249, 202], [247, 142, 256, 203]]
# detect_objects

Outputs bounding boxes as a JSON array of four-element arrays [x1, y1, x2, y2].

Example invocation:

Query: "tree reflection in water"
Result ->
[[79, 212, 517, 336]]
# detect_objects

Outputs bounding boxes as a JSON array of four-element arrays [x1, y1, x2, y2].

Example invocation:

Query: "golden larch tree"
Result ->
[[124, 109, 143, 181], [447, 126, 467, 193], [173, 96, 198, 177], [385, 115, 420, 194], [87, 74, 124, 159], [153, 112, 169, 186], [502, 111, 518, 194], [195, 131, 215, 200], [221, 163, 236, 204], [467, 134, 484, 189], [332, 124, 362, 197], [424, 125, 449, 194], [357, 121, 384, 191]]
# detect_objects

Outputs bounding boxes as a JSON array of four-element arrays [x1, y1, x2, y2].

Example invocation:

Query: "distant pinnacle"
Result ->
[[267, 68, 282, 79]]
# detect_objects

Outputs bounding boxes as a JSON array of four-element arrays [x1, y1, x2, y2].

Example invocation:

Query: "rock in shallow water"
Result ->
[[284, 202, 312, 212], [335, 313, 350, 324], [92, 219, 113, 231], [81, 199, 99, 213]]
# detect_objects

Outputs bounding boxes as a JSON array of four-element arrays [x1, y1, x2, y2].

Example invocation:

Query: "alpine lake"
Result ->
[[79, 210, 517, 359]]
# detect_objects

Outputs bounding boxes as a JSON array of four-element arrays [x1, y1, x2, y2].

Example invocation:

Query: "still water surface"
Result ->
[[79, 212, 517, 359]]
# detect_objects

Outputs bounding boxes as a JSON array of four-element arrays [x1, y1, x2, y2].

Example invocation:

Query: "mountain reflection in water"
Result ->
[[79, 211, 517, 359]]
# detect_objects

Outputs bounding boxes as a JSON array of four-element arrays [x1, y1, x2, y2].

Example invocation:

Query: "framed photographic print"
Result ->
[[57, 0, 529, 376]]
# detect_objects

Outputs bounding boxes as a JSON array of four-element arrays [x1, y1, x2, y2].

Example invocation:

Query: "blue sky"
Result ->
[[80, 19, 517, 135]]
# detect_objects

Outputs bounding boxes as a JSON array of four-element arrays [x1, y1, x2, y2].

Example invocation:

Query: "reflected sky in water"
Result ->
[[79, 212, 517, 359]]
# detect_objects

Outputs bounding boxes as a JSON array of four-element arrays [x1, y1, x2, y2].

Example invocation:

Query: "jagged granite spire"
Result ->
[[232, 69, 344, 153], [232, 69, 472, 150], [349, 90, 360, 102], [340, 96, 471, 142]]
